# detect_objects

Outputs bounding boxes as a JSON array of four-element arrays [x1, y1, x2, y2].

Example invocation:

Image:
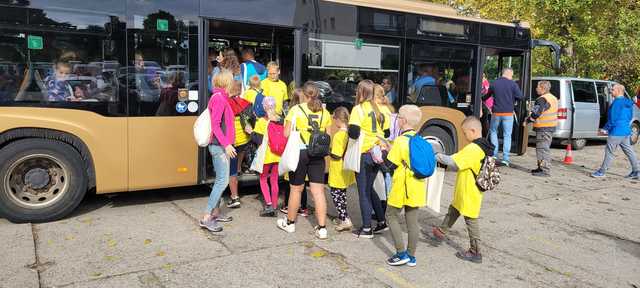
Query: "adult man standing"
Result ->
[[240, 48, 266, 91], [485, 68, 524, 166], [591, 84, 639, 179], [527, 81, 558, 177]]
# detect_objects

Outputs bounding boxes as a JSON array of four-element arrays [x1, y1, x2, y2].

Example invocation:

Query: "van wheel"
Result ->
[[631, 122, 640, 145], [571, 139, 587, 150], [421, 126, 455, 154], [0, 139, 87, 223]]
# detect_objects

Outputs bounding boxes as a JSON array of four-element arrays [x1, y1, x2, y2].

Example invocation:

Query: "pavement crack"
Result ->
[[165, 197, 235, 254], [29, 223, 43, 288]]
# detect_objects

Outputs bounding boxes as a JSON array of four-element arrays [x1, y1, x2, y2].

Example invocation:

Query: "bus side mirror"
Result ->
[[531, 39, 562, 73]]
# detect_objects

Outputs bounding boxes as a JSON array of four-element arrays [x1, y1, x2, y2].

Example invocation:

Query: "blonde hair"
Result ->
[[303, 81, 323, 113], [213, 69, 234, 93], [266, 61, 279, 70], [374, 84, 395, 113], [356, 80, 382, 124], [249, 75, 261, 89], [332, 106, 350, 124], [398, 105, 422, 128], [290, 88, 305, 106], [462, 116, 482, 131], [229, 80, 242, 97]]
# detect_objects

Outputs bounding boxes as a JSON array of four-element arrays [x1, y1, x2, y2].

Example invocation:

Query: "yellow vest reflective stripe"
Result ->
[[533, 93, 558, 128]]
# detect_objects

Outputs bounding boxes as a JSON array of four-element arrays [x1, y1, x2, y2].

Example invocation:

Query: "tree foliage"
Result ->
[[428, 0, 640, 91]]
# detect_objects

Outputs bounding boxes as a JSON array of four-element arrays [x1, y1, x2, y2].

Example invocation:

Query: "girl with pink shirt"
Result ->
[[199, 70, 237, 233]]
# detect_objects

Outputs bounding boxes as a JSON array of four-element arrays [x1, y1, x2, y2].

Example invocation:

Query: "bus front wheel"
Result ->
[[0, 139, 87, 223], [631, 122, 639, 145]]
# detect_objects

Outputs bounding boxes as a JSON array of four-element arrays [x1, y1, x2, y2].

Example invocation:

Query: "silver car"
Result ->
[[530, 77, 640, 150]]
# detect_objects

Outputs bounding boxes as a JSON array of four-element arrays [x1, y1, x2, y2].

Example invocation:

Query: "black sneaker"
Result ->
[[352, 227, 374, 239], [456, 250, 483, 263], [532, 170, 550, 177], [531, 168, 543, 174], [259, 207, 276, 217], [373, 222, 389, 234], [226, 197, 241, 208]]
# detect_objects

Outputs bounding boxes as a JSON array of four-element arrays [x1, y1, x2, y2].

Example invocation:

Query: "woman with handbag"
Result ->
[[199, 69, 237, 233], [348, 80, 391, 239], [276, 82, 332, 239]]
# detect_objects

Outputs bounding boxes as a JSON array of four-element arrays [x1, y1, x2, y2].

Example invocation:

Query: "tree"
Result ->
[[427, 0, 640, 91]]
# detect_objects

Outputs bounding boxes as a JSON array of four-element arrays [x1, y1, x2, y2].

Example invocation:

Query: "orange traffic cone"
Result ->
[[563, 144, 573, 164]]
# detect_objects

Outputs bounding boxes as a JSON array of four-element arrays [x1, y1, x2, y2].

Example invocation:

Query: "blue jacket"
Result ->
[[486, 77, 524, 113], [604, 96, 634, 136]]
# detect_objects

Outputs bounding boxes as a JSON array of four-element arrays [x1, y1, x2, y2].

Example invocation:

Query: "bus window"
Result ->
[[307, 35, 400, 111], [406, 43, 474, 114], [127, 15, 196, 117], [0, 7, 126, 116]]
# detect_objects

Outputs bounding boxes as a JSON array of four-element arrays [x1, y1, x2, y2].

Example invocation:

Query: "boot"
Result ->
[[531, 161, 543, 174]]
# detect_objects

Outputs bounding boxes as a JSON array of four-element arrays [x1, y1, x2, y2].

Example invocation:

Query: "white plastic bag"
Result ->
[[343, 106, 364, 172], [373, 171, 386, 201], [278, 116, 301, 175], [250, 130, 268, 174], [426, 167, 445, 213], [194, 109, 211, 147]]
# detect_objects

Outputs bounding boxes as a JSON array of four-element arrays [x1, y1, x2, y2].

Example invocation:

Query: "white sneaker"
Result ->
[[277, 217, 295, 233], [315, 226, 328, 240], [335, 218, 353, 232]]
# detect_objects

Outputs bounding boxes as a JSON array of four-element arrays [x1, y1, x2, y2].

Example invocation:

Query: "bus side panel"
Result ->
[[0, 108, 128, 194], [127, 117, 198, 191], [419, 106, 468, 151]]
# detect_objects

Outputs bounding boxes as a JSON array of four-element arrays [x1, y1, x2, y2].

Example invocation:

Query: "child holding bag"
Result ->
[[328, 107, 356, 232], [251, 97, 285, 217]]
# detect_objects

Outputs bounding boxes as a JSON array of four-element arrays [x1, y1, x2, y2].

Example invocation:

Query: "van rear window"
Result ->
[[531, 80, 560, 99]]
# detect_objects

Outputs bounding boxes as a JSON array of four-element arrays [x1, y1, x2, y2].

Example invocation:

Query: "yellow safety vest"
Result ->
[[533, 93, 558, 128]]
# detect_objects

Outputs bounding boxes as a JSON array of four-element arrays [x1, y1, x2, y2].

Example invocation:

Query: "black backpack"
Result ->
[[299, 106, 330, 157]]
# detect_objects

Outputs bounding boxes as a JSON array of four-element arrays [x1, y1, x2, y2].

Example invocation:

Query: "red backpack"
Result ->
[[267, 121, 287, 155]]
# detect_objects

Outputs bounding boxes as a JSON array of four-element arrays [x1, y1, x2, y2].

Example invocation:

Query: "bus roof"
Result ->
[[326, 0, 530, 28]]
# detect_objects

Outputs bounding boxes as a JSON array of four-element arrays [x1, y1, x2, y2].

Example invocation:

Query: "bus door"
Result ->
[[482, 49, 528, 155], [198, 19, 299, 183]]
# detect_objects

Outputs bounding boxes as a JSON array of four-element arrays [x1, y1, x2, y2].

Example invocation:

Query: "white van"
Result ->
[[529, 77, 640, 150]]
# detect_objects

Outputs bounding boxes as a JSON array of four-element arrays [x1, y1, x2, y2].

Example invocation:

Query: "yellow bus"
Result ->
[[0, 0, 559, 222]]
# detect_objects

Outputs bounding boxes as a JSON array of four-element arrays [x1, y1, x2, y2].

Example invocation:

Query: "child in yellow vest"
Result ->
[[384, 105, 427, 267], [328, 107, 356, 232], [431, 116, 495, 264]]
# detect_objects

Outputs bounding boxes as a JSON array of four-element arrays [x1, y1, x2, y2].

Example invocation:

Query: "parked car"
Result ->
[[529, 77, 640, 150]]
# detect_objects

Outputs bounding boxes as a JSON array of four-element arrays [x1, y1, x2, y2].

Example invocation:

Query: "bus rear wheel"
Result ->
[[421, 125, 455, 154], [0, 139, 87, 223]]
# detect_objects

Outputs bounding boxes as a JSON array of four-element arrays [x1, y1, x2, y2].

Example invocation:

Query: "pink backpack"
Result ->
[[267, 121, 287, 155]]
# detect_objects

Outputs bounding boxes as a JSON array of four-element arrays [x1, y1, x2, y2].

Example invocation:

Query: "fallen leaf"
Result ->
[[65, 235, 74, 241], [144, 239, 152, 245], [47, 240, 54, 246], [81, 218, 93, 224], [90, 272, 102, 278], [155, 251, 166, 257], [309, 250, 327, 258], [162, 263, 173, 270], [107, 239, 117, 248], [104, 255, 119, 261]]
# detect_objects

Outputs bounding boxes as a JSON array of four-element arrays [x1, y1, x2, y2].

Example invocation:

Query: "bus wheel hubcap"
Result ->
[[5, 155, 69, 209]]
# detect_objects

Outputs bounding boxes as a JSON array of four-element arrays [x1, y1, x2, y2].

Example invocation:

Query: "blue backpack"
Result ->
[[404, 134, 436, 179], [252, 89, 267, 118]]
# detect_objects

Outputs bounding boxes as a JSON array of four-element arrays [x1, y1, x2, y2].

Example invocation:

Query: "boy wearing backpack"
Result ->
[[431, 116, 495, 263], [251, 97, 286, 217], [384, 105, 434, 267]]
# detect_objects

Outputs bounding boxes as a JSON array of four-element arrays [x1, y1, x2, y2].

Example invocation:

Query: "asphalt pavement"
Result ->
[[1, 142, 639, 288]]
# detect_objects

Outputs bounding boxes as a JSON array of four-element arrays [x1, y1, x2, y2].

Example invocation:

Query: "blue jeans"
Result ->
[[206, 145, 230, 214], [356, 153, 385, 229], [489, 115, 514, 162]]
